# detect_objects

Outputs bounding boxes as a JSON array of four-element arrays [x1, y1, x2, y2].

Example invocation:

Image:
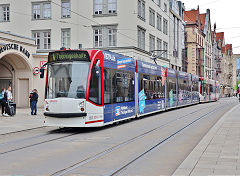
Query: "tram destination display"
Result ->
[[48, 51, 90, 63]]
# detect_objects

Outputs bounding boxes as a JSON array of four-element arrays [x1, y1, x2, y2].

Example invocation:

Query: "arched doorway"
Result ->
[[0, 60, 13, 91], [0, 52, 32, 108]]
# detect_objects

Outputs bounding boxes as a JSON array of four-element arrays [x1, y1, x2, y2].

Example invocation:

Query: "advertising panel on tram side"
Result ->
[[102, 51, 136, 123], [191, 74, 200, 103], [166, 68, 177, 109], [137, 61, 166, 116], [177, 71, 192, 107]]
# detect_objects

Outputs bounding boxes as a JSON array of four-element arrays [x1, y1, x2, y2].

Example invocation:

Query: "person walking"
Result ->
[[29, 89, 38, 115]]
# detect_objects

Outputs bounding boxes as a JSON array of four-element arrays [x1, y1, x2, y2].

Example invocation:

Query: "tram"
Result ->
[[40, 50, 220, 127], [199, 77, 219, 103]]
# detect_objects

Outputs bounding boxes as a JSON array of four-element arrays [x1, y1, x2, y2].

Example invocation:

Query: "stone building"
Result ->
[[0, 0, 172, 67], [184, 7, 205, 77], [169, 0, 185, 71], [0, 30, 47, 107], [200, 9, 213, 79]]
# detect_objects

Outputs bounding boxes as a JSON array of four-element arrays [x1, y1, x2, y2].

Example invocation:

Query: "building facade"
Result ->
[[224, 44, 233, 96], [0, 0, 180, 107], [184, 7, 205, 77], [215, 31, 234, 96], [169, 0, 185, 71], [200, 9, 213, 79], [0, 31, 47, 107], [0, 0, 172, 66], [232, 54, 240, 94], [212, 23, 222, 82], [236, 57, 240, 84]]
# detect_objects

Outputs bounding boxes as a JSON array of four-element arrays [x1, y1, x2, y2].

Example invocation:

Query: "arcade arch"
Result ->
[[0, 52, 33, 107]]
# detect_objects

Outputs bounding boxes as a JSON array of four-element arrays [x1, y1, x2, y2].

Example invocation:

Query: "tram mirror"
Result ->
[[40, 68, 44, 78]]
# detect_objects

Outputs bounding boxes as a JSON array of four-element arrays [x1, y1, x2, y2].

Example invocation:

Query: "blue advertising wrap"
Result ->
[[137, 60, 162, 76], [104, 102, 135, 123], [138, 89, 146, 113], [102, 50, 135, 72]]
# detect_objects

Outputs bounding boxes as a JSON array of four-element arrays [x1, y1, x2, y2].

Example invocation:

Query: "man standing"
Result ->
[[29, 89, 38, 115]]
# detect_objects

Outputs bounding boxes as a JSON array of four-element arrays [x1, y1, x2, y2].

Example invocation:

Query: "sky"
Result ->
[[181, 0, 240, 54]]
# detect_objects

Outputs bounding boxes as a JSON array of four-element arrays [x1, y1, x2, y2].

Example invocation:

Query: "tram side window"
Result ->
[[139, 73, 164, 100], [103, 69, 111, 104], [168, 77, 176, 93], [167, 77, 177, 99], [210, 84, 213, 93], [112, 70, 134, 103], [89, 64, 102, 105]]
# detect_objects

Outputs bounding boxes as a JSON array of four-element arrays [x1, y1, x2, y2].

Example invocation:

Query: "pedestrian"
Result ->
[[4, 86, 14, 117], [1, 88, 7, 116], [6, 86, 13, 101], [0, 88, 4, 106], [29, 89, 38, 115]]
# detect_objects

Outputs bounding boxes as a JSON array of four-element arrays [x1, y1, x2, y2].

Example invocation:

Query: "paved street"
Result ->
[[0, 98, 238, 175], [0, 108, 45, 135], [174, 99, 240, 175]]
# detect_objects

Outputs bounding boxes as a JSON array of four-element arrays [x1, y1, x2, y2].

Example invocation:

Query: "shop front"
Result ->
[[0, 31, 47, 107]]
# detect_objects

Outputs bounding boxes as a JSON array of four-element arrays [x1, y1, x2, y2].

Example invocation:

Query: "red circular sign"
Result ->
[[33, 67, 40, 75]]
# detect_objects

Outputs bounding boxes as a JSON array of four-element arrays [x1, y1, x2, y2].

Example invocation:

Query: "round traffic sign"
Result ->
[[33, 67, 40, 75]]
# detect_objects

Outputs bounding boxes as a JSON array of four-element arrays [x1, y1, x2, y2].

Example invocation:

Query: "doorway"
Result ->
[[18, 79, 29, 107]]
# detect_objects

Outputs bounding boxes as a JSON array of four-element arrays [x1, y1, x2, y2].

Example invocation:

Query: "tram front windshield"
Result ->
[[46, 61, 90, 99]]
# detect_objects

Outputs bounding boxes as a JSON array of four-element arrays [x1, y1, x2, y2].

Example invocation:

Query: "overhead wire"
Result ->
[[7, 0, 234, 62]]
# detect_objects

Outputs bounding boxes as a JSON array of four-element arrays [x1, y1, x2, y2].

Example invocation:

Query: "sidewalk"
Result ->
[[0, 108, 45, 135], [174, 104, 240, 176]]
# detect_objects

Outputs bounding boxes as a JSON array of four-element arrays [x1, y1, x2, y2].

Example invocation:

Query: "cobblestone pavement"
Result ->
[[0, 107, 44, 134], [174, 103, 240, 176]]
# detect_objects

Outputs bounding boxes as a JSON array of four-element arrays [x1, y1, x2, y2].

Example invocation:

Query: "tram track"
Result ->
[[0, 102, 217, 157], [0, 126, 46, 136], [50, 102, 229, 176], [0, 127, 78, 155], [108, 103, 233, 176]]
